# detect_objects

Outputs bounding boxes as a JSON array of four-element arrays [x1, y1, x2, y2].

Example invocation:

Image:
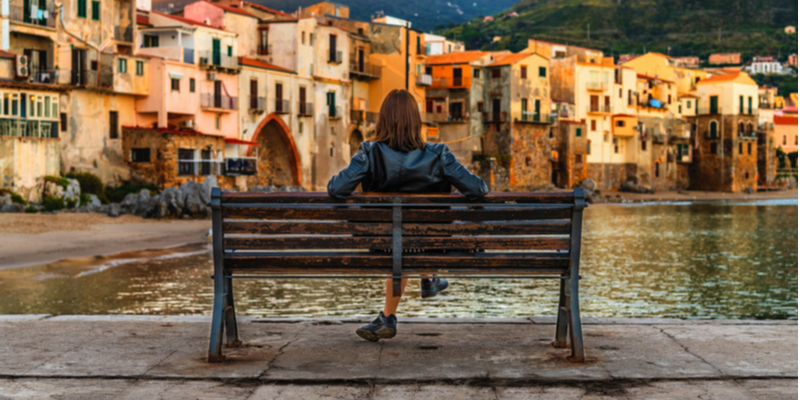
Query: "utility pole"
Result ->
[[587, 23, 590, 40]]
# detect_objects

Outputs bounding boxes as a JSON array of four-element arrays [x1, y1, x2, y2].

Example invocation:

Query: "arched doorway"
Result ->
[[249, 114, 301, 187], [349, 129, 364, 158]]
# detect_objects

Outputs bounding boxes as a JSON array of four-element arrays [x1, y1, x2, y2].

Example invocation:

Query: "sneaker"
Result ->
[[421, 276, 449, 298], [356, 312, 397, 342]]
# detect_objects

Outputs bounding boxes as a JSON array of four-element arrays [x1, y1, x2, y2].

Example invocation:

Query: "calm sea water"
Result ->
[[0, 199, 796, 319]]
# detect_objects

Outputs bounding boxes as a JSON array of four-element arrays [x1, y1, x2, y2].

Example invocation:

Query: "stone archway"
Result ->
[[249, 114, 301, 187], [349, 129, 364, 158]]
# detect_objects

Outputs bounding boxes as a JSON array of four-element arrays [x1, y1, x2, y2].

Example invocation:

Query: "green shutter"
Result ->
[[576, 128, 582, 137], [91, 1, 100, 20], [227, 46, 233, 57], [77, 0, 87, 18], [739, 96, 743, 114], [539, 66, 546, 77]]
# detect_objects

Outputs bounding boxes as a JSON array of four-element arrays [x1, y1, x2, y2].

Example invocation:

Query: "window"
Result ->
[[477, 101, 484, 112], [215, 115, 220, 130], [260, 30, 268, 53], [739, 95, 744, 114], [613, 137, 619, 153], [591, 120, 596, 131], [748, 96, 753, 115], [678, 104, 682, 113], [709, 121, 718, 138], [77, 0, 87, 18], [329, 34, 337, 62], [628, 90, 634, 106], [575, 128, 582, 137], [520, 66, 527, 79], [425, 99, 433, 113], [310, 33, 315, 45], [416, 36, 421, 54], [747, 142, 752, 155], [668, 94, 671, 104], [178, 149, 194, 175], [473, 69, 480, 79], [299, 122, 303, 133], [91, 1, 100, 20], [491, 69, 501, 79], [302, 31, 306, 45], [641, 139, 647, 151], [143, 35, 159, 48], [616, 120, 624, 127], [619, 88, 622, 98], [710, 142, 717, 155], [587, 140, 591, 155], [118, 58, 127, 73], [189, 78, 195, 93], [131, 148, 151, 162], [575, 154, 582, 163], [539, 66, 546, 78], [109, 111, 118, 139], [135, 61, 144, 76], [171, 78, 180, 91], [227, 46, 233, 57], [739, 142, 743, 155], [655, 162, 660, 178], [783, 135, 787, 145], [60, 113, 67, 132]]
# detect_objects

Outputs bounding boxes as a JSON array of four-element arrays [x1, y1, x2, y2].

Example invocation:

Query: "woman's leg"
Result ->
[[382, 276, 408, 316]]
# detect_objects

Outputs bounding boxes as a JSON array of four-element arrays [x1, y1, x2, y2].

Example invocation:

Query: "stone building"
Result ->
[[482, 52, 553, 190]]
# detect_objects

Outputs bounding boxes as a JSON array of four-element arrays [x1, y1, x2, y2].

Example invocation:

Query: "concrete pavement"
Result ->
[[0, 315, 795, 399]]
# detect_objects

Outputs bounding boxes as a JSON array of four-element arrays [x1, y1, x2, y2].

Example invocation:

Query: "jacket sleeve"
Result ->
[[440, 145, 489, 200], [327, 145, 370, 200]]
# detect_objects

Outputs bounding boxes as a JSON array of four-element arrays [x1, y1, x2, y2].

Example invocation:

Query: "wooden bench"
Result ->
[[208, 188, 588, 363]]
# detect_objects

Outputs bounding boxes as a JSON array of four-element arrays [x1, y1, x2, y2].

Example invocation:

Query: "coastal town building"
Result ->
[[708, 53, 741, 66], [774, 115, 798, 154], [423, 33, 464, 56], [673, 56, 700, 69], [744, 56, 787, 75], [789, 54, 798, 68]]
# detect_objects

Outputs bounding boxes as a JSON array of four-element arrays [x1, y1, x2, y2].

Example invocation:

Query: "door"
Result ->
[[449, 102, 462, 120], [212, 38, 221, 66], [275, 83, 283, 112], [299, 86, 306, 114], [201, 149, 212, 175], [492, 97, 501, 121], [214, 81, 222, 108], [329, 34, 337, 62], [453, 67, 462, 87], [534, 99, 541, 121], [250, 80, 258, 110], [71, 49, 86, 85], [521, 98, 528, 121], [710, 96, 718, 114], [327, 92, 336, 117], [604, 96, 610, 112], [590, 95, 599, 112], [358, 48, 364, 72]]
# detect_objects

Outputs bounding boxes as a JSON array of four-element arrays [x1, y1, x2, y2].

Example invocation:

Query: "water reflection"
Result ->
[[0, 200, 796, 319]]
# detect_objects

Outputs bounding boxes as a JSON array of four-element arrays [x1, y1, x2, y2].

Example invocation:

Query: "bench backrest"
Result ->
[[211, 189, 586, 279]]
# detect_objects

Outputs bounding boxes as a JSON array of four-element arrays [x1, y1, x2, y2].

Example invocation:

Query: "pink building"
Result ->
[[709, 53, 741, 65], [789, 54, 798, 68]]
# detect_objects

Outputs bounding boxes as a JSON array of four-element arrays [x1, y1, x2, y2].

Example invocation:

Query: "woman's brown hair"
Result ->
[[372, 89, 425, 152]]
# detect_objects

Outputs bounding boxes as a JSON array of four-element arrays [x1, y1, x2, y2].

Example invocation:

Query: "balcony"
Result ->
[[415, 74, 432, 86], [298, 102, 314, 116], [248, 96, 266, 113], [515, 111, 554, 124], [587, 81, 608, 91], [349, 62, 381, 79], [351, 109, 365, 122], [258, 44, 272, 56], [483, 112, 507, 124], [696, 104, 719, 115], [201, 94, 238, 111], [430, 76, 467, 89], [272, 99, 290, 114], [224, 157, 257, 176], [328, 105, 343, 119], [8, 3, 56, 28], [416, 46, 428, 57], [587, 105, 611, 114], [328, 50, 343, 64], [26, 69, 60, 85], [198, 51, 239, 72]]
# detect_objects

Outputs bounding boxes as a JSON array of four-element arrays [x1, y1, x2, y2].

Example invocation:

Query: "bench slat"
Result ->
[[224, 251, 570, 272], [222, 206, 572, 221], [221, 192, 576, 204], [222, 221, 572, 236], [224, 236, 570, 251]]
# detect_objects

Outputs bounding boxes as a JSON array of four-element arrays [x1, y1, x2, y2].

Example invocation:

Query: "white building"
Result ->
[[744, 56, 787, 75], [423, 33, 464, 56]]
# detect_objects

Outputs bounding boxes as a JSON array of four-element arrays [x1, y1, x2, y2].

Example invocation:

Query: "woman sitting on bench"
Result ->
[[327, 89, 488, 342]]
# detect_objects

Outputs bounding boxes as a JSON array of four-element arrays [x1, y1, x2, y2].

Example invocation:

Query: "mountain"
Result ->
[[434, 0, 798, 61], [150, 0, 519, 32]]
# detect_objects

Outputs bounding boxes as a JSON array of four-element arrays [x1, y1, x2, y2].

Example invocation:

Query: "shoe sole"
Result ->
[[421, 280, 449, 299], [356, 327, 396, 342]]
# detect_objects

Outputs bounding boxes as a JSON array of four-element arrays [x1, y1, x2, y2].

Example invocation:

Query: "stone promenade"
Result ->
[[0, 315, 795, 399]]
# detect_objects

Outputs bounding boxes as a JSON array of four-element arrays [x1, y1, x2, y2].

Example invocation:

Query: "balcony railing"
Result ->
[[298, 102, 313, 116], [351, 109, 365, 122], [416, 47, 428, 56], [27, 69, 60, 84], [587, 105, 611, 113], [0, 118, 59, 138], [587, 81, 608, 90], [200, 94, 238, 110], [224, 157, 257, 176], [415, 74, 432, 86], [249, 96, 266, 112], [515, 111, 554, 124], [430, 76, 466, 88], [328, 105, 343, 119], [329, 50, 343, 64], [483, 112, 507, 123], [115, 26, 134, 43], [8, 3, 56, 28], [258, 44, 272, 56], [349, 62, 381, 79], [696, 104, 719, 115], [272, 99, 290, 114], [198, 51, 239, 70]]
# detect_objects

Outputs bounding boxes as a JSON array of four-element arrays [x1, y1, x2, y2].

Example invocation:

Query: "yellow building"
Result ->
[[622, 52, 708, 98]]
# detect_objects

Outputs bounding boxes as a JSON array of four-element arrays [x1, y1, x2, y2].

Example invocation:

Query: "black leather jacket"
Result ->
[[327, 142, 488, 200]]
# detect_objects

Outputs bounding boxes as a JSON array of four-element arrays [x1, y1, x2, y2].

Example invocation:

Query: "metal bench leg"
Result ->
[[224, 277, 242, 347], [553, 278, 569, 348], [208, 271, 226, 362], [567, 275, 585, 362]]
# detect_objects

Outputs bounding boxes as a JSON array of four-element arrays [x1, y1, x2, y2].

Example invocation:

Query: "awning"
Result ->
[[225, 138, 258, 146]]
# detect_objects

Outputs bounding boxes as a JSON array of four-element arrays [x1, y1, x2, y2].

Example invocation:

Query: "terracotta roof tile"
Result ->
[[425, 51, 488, 65], [487, 52, 535, 67], [243, 1, 291, 17], [201, 1, 257, 18], [238, 57, 295, 73], [151, 11, 230, 32]]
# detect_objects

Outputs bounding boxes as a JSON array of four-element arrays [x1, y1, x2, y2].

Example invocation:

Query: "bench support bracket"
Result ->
[[392, 197, 402, 297]]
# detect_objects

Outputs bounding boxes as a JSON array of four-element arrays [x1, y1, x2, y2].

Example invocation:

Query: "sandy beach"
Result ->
[[0, 213, 210, 270]]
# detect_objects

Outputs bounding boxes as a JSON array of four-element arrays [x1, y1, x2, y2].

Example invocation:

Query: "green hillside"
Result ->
[[435, 0, 798, 62], [151, 0, 518, 32]]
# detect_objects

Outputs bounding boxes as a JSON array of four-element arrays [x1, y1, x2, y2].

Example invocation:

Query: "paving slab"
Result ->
[[659, 324, 798, 377], [249, 384, 373, 400], [0, 379, 133, 399], [0, 314, 51, 322]]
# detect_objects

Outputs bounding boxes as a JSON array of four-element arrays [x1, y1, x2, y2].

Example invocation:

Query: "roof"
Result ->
[[697, 71, 755, 85], [225, 138, 258, 146], [151, 11, 230, 32], [487, 52, 539, 67], [243, 1, 292, 17], [0, 50, 17, 60], [612, 113, 636, 118], [200, 1, 258, 18], [122, 125, 224, 138], [678, 93, 699, 98], [238, 57, 295, 74], [774, 116, 798, 125], [136, 15, 151, 26], [425, 51, 488, 65], [636, 73, 674, 83]]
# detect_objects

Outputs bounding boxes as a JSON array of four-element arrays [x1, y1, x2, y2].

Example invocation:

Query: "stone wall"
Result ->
[[688, 114, 758, 192], [481, 121, 553, 191], [551, 121, 588, 188], [586, 163, 636, 190]]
